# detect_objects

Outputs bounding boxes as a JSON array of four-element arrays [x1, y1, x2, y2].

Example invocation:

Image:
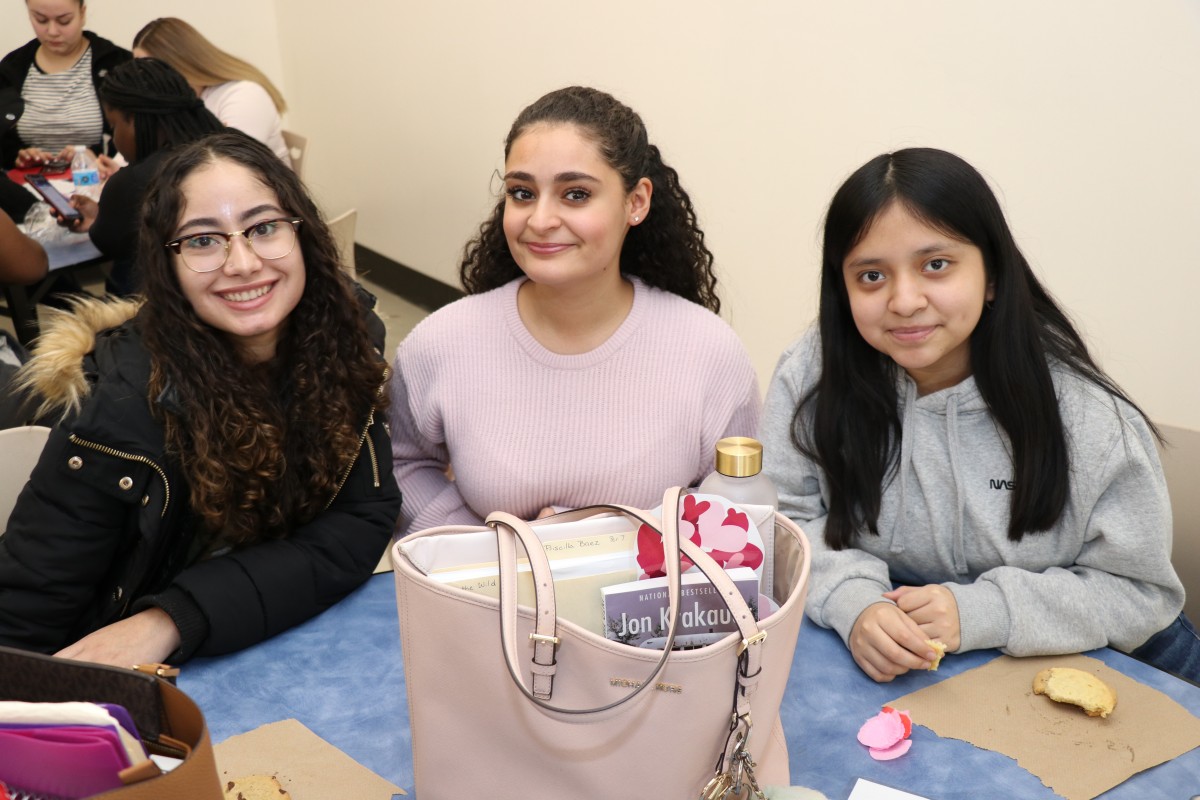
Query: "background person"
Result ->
[[0, 132, 399, 667], [56, 57, 224, 295], [0, 0, 129, 168], [0, 170, 36, 221], [389, 86, 759, 536], [0, 206, 46, 285], [0, 208, 46, 428], [131, 17, 291, 167], [760, 147, 1197, 683]]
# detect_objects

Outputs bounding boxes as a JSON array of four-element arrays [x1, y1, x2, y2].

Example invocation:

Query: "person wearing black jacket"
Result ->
[[0, 1, 130, 168], [0, 133, 400, 665]]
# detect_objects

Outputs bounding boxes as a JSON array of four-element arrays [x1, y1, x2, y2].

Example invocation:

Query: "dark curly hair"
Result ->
[[459, 86, 720, 313], [137, 132, 387, 547]]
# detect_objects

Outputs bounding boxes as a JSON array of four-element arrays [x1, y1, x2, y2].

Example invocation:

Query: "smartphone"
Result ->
[[25, 173, 82, 223], [41, 159, 71, 173]]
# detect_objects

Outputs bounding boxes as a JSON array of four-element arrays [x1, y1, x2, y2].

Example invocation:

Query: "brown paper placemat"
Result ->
[[214, 718, 406, 799], [889, 653, 1200, 800]]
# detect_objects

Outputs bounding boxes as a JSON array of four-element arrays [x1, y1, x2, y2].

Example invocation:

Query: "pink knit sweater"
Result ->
[[388, 277, 761, 535]]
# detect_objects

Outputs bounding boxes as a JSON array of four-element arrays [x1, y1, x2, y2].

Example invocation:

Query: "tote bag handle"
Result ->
[[486, 486, 765, 717]]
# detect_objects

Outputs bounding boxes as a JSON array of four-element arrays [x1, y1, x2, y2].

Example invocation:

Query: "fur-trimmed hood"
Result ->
[[15, 296, 142, 423]]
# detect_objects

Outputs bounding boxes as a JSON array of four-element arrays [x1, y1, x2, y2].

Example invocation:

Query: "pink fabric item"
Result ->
[[857, 710, 905, 748], [869, 738, 913, 760], [858, 706, 914, 761], [389, 277, 761, 535]]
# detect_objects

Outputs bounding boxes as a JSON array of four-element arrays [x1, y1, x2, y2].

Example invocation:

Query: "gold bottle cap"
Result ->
[[713, 436, 763, 478]]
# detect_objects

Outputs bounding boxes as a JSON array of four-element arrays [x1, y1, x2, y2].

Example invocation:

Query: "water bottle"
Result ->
[[70, 145, 100, 198], [698, 436, 778, 508], [698, 437, 779, 610]]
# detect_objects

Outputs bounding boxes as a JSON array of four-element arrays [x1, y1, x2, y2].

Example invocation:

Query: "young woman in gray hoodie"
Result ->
[[760, 147, 1197, 683]]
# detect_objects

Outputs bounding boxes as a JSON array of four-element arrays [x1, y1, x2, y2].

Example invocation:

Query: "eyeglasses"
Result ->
[[164, 217, 303, 273]]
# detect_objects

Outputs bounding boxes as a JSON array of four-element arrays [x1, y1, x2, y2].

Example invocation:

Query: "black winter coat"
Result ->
[[0, 297, 401, 660]]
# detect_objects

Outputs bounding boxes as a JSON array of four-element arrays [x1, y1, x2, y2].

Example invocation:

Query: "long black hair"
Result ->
[[459, 86, 720, 313], [797, 147, 1160, 549], [99, 58, 223, 163]]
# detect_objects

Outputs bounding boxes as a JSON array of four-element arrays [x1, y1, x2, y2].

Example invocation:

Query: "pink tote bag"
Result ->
[[392, 487, 811, 799]]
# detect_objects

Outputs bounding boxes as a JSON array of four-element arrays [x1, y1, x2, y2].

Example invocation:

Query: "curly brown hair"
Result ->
[[137, 132, 387, 547], [459, 86, 720, 313]]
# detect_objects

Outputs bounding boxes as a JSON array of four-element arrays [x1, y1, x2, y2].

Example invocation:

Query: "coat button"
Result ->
[[68, 456, 83, 470], [118, 477, 133, 490], [113, 586, 123, 601], [141, 495, 150, 506]]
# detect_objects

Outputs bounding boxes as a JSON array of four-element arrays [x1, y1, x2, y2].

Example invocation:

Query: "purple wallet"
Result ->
[[0, 725, 129, 799]]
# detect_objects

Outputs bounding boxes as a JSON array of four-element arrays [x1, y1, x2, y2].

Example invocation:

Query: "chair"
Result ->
[[282, 129, 307, 179], [1162, 430, 1200, 621], [327, 208, 357, 279], [0, 425, 50, 536]]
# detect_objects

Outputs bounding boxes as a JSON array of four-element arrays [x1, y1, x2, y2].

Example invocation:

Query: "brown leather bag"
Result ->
[[0, 645, 222, 799], [393, 486, 812, 799]]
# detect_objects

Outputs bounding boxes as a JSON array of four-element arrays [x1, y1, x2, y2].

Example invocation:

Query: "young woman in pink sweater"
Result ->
[[389, 86, 760, 535]]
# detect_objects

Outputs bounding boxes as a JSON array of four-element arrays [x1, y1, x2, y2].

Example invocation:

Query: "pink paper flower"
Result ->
[[857, 706, 914, 761], [637, 495, 764, 579]]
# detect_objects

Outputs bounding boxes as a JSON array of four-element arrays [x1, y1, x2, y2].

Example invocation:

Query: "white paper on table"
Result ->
[[847, 778, 932, 800]]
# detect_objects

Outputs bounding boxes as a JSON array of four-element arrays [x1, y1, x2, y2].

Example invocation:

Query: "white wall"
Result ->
[[7, 1, 1199, 430]]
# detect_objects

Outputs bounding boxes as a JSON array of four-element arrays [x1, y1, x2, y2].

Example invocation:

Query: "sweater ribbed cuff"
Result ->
[[132, 587, 210, 663], [823, 577, 894, 647], [947, 580, 1010, 652]]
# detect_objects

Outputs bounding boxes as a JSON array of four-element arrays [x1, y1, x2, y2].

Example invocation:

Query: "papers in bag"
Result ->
[[405, 514, 640, 637], [0, 700, 155, 800], [402, 494, 775, 640]]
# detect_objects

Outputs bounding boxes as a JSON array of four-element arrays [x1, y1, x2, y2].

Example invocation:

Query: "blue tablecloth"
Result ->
[[180, 573, 1200, 798]]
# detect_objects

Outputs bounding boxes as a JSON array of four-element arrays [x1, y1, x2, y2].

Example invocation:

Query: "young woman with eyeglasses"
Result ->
[[0, 132, 399, 667], [760, 148, 1197, 683], [389, 86, 759, 535]]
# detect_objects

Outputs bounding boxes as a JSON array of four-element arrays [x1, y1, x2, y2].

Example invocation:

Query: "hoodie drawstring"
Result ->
[[946, 395, 968, 573], [887, 380, 919, 554]]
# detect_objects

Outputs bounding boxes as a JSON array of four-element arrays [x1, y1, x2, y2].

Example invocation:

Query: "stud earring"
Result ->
[[632, 216, 640, 223]]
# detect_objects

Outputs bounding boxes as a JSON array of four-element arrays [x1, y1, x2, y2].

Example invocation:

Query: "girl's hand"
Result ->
[[884, 584, 961, 652], [97, 153, 122, 180], [15, 147, 54, 167], [55, 195, 98, 232], [849, 601, 941, 682], [55, 608, 182, 668]]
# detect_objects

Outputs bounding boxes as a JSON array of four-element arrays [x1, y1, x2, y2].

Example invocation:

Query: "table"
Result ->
[[180, 573, 1200, 799]]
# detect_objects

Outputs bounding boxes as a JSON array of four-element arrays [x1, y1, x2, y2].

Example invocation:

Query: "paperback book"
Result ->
[[601, 566, 759, 649]]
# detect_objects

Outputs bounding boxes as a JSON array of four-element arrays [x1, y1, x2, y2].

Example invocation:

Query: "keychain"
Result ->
[[700, 713, 767, 800]]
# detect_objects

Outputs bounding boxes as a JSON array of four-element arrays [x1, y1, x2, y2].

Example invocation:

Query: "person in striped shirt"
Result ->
[[0, 0, 130, 168]]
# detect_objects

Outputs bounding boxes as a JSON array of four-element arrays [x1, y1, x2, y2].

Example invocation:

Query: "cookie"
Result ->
[[925, 639, 947, 671], [1032, 667, 1116, 718], [223, 774, 290, 800]]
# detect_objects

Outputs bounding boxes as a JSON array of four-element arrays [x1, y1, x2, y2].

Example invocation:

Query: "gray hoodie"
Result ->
[[760, 327, 1183, 656]]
